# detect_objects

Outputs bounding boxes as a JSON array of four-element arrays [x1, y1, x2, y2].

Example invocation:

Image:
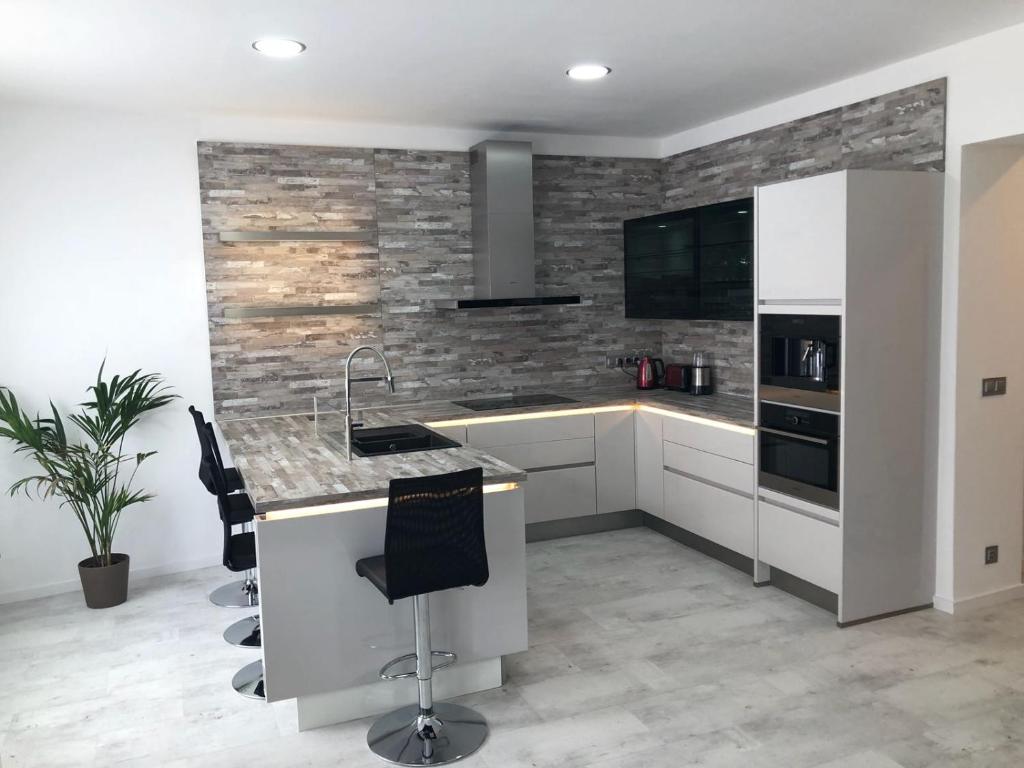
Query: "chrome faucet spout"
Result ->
[[343, 346, 396, 460]]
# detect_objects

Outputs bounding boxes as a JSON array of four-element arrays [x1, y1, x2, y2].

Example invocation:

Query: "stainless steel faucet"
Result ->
[[344, 346, 395, 460]]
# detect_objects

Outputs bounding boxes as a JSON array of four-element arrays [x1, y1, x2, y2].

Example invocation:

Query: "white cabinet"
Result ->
[[662, 416, 754, 464], [663, 470, 754, 558], [464, 413, 598, 525], [758, 499, 840, 593], [757, 172, 846, 304], [467, 413, 593, 448], [518, 465, 597, 524], [484, 438, 594, 471], [663, 441, 753, 496], [595, 409, 636, 514], [661, 423, 755, 558], [634, 409, 664, 518]]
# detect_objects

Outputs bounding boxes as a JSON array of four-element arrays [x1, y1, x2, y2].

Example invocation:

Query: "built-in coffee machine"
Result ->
[[758, 313, 841, 508], [759, 314, 840, 409]]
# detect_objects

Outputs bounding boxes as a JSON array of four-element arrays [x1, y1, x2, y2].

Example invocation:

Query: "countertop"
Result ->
[[219, 383, 754, 512]]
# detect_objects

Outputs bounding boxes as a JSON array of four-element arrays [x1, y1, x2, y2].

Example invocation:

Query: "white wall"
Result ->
[[0, 106, 219, 602], [953, 143, 1024, 603], [660, 20, 1024, 611]]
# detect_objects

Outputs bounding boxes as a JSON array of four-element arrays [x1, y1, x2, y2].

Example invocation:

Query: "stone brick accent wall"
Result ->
[[198, 143, 381, 413], [660, 78, 946, 395], [199, 79, 946, 413], [200, 145, 661, 416]]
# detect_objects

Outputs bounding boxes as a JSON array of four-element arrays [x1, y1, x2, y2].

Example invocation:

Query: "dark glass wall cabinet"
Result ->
[[624, 198, 754, 320]]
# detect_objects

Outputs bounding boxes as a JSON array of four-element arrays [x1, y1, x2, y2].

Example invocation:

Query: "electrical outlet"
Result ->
[[982, 377, 1007, 397], [985, 545, 999, 565]]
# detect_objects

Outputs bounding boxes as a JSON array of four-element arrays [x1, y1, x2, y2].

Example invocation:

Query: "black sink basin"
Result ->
[[345, 425, 461, 457]]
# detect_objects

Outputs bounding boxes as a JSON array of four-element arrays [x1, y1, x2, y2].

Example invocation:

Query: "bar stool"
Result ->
[[188, 408, 264, 700], [214, 470, 265, 699], [355, 467, 490, 766], [188, 406, 259, 609]]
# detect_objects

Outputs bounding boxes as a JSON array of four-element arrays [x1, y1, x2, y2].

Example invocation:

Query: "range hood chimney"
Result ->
[[437, 140, 580, 309]]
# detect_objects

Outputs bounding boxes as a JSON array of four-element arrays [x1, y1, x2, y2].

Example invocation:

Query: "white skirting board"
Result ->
[[933, 583, 1024, 615], [0, 555, 220, 605], [295, 657, 503, 731]]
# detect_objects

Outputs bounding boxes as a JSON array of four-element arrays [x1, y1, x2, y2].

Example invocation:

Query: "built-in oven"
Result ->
[[760, 315, 840, 409], [759, 402, 840, 510]]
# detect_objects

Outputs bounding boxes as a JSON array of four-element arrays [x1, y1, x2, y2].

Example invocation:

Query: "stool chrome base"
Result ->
[[209, 577, 259, 608], [366, 702, 487, 766], [232, 659, 265, 700], [223, 615, 261, 648]]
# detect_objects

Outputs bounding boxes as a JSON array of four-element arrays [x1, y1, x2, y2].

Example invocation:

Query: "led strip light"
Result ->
[[426, 403, 755, 436], [262, 482, 521, 521]]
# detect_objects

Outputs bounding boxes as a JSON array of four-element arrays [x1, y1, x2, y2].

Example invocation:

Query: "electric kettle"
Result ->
[[636, 356, 665, 389]]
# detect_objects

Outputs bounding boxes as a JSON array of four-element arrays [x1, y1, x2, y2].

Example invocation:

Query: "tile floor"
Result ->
[[3, 527, 1024, 767]]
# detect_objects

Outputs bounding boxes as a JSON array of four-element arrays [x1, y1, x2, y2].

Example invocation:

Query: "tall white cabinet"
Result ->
[[755, 169, 944, 625]]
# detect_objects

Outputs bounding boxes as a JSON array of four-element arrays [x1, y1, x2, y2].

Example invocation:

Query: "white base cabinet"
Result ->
[[664, 470, 754, 558], [438, 407, 757, 563], [634, 409, 664, 518], [519, 465, 598, 524], [757, 499, 841, 594]]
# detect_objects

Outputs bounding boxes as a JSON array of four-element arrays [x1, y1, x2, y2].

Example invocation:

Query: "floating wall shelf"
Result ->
[[222, 303, 380, 319], [434, 295, 582, 309], [218, 231, 375, 243]]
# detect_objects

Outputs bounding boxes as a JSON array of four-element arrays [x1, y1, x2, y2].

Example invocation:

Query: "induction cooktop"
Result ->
[[451, 393, 579, 411]]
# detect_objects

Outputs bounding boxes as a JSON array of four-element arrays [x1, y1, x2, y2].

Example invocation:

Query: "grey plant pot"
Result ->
[[78, 553, 130, 609]]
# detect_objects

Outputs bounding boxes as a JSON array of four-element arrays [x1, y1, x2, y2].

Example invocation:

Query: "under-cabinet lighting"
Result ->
[[427, 405, 634, 428], [260, 482, 520, 521], [427, 403, 752, 434], [637, 405, 756, 435]]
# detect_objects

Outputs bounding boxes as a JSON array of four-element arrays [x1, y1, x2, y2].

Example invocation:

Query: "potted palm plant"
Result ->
[[0, 363, 176, 608]]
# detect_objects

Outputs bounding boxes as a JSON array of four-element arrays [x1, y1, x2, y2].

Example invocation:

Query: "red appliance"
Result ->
[[664, 364, 693, 392], [636, 356, 665, 389]]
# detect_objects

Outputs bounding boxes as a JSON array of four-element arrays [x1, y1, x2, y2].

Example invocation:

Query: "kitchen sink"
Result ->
[[335, 424, 461, 457]]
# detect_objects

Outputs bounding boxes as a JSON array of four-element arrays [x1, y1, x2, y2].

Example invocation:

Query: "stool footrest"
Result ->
[[379, 650, 457, 680]]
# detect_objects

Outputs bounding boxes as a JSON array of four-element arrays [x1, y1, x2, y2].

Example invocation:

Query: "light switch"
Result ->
[[982, 377, 1007, 397]]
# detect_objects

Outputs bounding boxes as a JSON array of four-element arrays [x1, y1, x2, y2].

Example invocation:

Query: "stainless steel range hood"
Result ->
[[436, 140, 580, 310]]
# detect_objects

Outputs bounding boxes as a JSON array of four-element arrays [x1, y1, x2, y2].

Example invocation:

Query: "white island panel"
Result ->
[[254, 486, 527, 724]]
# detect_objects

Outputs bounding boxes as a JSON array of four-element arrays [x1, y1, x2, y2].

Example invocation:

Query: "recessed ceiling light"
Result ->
[[252, 39, 307, 58], [567, 64, 611, 81]]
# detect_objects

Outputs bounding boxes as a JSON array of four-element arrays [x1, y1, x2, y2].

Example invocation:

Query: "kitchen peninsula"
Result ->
[[218, 385, 755, 729]]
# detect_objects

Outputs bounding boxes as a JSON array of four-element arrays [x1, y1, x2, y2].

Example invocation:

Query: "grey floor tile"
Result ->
[[2, 527, 1023, 768]]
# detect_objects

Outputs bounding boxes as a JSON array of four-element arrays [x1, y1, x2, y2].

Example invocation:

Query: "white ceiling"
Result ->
[[2, 0, 1024, 139]]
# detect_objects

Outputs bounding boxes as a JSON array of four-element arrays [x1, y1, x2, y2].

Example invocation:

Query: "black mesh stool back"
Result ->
[[383, 467, 488, 602], [356, 467, 491, 765], [189, 406, 222, 495]]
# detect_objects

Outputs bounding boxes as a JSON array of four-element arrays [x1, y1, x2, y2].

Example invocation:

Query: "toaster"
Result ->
[[664, 364, 692, 392]]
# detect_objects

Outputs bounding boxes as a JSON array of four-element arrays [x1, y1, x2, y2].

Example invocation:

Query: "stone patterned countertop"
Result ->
[[219, 412, 528, 513], [219, 383, 754, 513], [342, 383, 755, 429]]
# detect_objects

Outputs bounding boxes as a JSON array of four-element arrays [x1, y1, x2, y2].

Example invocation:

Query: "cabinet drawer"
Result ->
[[484, 438, 594, 472], [663, 470, 753, 557], [661, 415, 753, 464], [467, 413, 594, 448], [758, 500, 840, 593], [524, 465, 597, 524], [663, 441, 754, 495]]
